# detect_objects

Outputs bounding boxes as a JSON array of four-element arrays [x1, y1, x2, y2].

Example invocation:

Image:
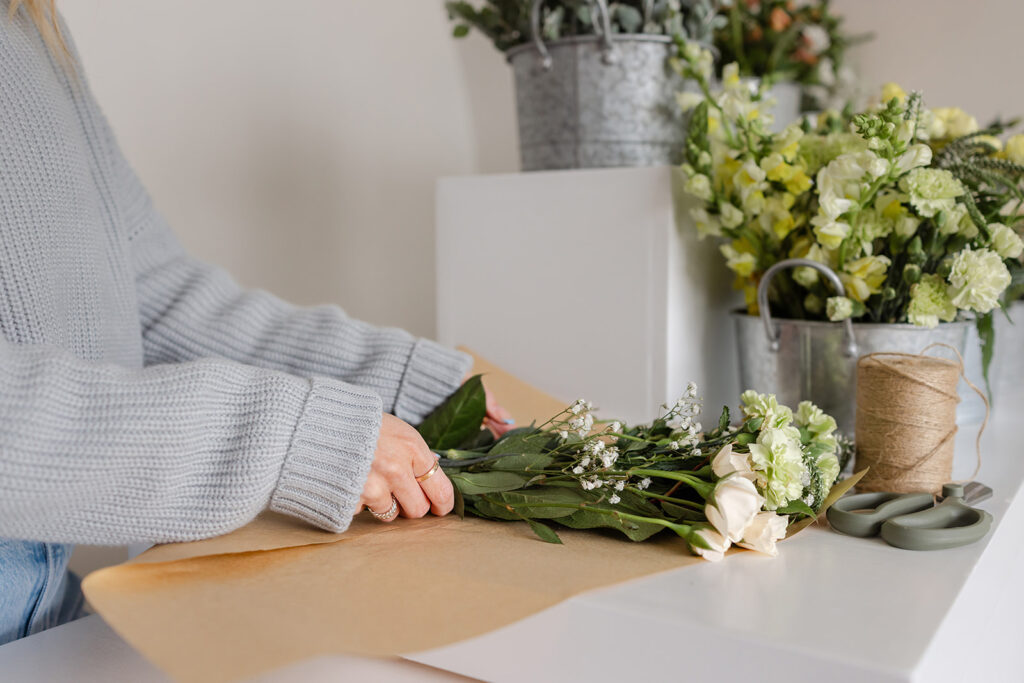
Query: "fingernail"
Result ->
[[503, 418, 515, 425]]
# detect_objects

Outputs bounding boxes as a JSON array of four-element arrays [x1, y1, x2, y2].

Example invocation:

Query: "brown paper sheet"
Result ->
[[80, 350, 833, 682]]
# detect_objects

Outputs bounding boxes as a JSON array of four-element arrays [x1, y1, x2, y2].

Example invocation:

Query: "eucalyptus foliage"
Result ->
[[445, 0, 722, 52]]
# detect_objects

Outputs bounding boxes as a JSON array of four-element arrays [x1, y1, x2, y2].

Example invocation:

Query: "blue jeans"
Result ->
[[0, 539, 85, 645]]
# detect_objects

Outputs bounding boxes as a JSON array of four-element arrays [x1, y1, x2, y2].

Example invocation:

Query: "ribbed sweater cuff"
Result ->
[[270, 377, 383, 533], [393, 340, 473, 424]]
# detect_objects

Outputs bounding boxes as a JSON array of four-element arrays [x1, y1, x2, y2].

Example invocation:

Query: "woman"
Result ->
[[0, 1, 512, 644]]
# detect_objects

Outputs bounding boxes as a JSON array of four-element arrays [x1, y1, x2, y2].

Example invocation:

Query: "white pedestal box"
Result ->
[[436, 166, 738, 425]]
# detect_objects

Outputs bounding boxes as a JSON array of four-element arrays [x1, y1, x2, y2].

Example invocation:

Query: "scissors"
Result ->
[[826, 482, 993, 551]]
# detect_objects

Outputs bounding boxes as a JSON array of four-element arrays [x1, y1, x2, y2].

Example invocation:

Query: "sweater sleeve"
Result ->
[[89, 110, 470, 425], [0, 334, 383, 545]]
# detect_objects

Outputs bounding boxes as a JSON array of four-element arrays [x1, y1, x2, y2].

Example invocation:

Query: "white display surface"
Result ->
[[1, 391, 1020, 683]]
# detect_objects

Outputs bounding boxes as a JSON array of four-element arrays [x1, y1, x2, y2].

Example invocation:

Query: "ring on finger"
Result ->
[[415, 460, 441, 484], [369, 494, 400, 522]]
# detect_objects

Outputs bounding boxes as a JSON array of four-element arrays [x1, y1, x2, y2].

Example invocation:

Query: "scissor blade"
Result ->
[[961, 481, 993, 505]]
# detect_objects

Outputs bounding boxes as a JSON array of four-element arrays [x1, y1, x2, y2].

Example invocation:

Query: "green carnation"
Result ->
[[826, 296, 854, 321], [907, 274, 957, 327], [898, 168, 965, 217], [796, 400, 838, 446], [740, 390, 793, 428], [947, 248, 1011, 314], [749, 426, 808, 510]]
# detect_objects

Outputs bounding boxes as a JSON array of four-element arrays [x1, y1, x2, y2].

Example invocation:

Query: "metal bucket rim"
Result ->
[[729, 309, 972, 331], [506, 36, 718, 62]]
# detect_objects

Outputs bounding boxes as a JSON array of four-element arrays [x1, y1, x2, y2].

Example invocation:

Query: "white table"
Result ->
[[2, 390, 1021, 683]]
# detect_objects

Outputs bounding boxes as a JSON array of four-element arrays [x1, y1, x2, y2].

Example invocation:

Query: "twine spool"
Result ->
[[855, 345, 985, 495]]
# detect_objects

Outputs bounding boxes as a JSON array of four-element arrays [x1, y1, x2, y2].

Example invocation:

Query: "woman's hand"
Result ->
[[358, 414, 454, 521], [466, 374, 516, 438]]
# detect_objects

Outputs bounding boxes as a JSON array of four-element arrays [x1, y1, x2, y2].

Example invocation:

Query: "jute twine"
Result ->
[[855, 343, 988, 495]]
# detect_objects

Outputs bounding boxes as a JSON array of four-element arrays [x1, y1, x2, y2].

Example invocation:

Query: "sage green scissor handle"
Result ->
[[826, 483, 993, 551]]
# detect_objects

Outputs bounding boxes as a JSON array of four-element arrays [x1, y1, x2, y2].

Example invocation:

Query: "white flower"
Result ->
[[684, 173, 714, 202], [608, 421, 622, 434], [711, 443, 756, 481], [572, 466, 584, 474], [894, 143, 932, 175], [599, 447, 620, 469], [748, 427, 808, 510], [692, 528, 730, 562], [690, 207, 722, 238], [614, 480, 625, 491], [738, 511, 789, 557], [609, 493, 621, 505], [558, 430, 569, 441], [801, 24, 831, 55], [989, 223, 1024, 260], [706, 476, 765, 543], [719, 203, 744, 230], [668, 441, 680, 450], [826, 296, 854, 322], [676, 91, 704, 112], [740, 390, 793, 427], [686, 381, 698, 398], [580, 456, 591, 468], [638, 477, 652, 490], [947, 247, 1012, 314]]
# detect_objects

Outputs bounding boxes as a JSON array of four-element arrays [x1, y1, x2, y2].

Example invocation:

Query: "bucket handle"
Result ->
[[530, 0, 618, 70], [757, 258, 858, 357]]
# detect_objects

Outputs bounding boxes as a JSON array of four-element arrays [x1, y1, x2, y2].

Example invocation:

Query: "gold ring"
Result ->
[[369, 495, 399, 522], [415, 460, 441, 484]]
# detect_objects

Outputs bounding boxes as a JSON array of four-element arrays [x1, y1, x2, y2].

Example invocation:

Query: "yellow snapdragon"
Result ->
[[840, 255, 891, 302]]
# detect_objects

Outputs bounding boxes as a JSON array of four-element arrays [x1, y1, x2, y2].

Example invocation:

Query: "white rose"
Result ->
[[711, 443, 756, 481], [706, 476, 765, 543], [738, 511, 789, 557], [692, 528, 730, 562]]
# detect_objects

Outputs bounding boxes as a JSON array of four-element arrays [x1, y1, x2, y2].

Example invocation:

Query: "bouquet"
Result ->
[[418, 376, 856, 562], [673, 43, 1024, 384], [714, 0, 869, 109]]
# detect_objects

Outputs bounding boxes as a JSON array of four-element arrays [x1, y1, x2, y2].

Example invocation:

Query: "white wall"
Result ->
[[62, 0, 517, 339], [832, 0, 1024, 127], [62, 1, 1024, 340]]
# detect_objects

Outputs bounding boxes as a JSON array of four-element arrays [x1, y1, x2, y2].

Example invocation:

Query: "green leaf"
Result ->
[[489, 427, 549, 455], [449, 471, 530, 495], [558, 507, 663, 541], [453, 484, 465, 519], [976, 312, 995, 401], [488, 452, 555, 472], [486, 487, 587, 519], [717, 406, 730, 431], [659, 501, 705, 521], [526, 519, 563, 544], [417, 375, 487, 450], [613, 5, 643, 33], [778, 499, 816, 519], [452, 24, 470, 38]]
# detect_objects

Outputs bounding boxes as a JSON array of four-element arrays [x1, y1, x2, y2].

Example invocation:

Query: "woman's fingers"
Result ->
[[360, 476, 396, 522], [391, 472, 432, 519], [411, 450, 455, 517]]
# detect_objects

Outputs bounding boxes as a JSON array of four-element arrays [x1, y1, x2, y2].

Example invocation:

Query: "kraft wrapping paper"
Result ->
[[83, 351, 843, 682]]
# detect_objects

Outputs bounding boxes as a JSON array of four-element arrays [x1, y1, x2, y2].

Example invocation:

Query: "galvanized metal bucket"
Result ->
[[734, 259, 970, 435], [507, 0, 702, 171]]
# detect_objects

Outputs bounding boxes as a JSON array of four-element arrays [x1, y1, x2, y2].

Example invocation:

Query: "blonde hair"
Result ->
[[9, 0, 71, 62]]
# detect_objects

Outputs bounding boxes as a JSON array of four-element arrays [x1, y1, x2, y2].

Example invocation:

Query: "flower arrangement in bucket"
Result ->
[[673, 43, 1024, 425], [446, 0, 724, 170], [714, 0, 872, 111], [418, 376, 860, 562]]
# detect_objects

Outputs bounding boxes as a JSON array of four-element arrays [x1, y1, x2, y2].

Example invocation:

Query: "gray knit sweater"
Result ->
[[0, 9, 470, 545]]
